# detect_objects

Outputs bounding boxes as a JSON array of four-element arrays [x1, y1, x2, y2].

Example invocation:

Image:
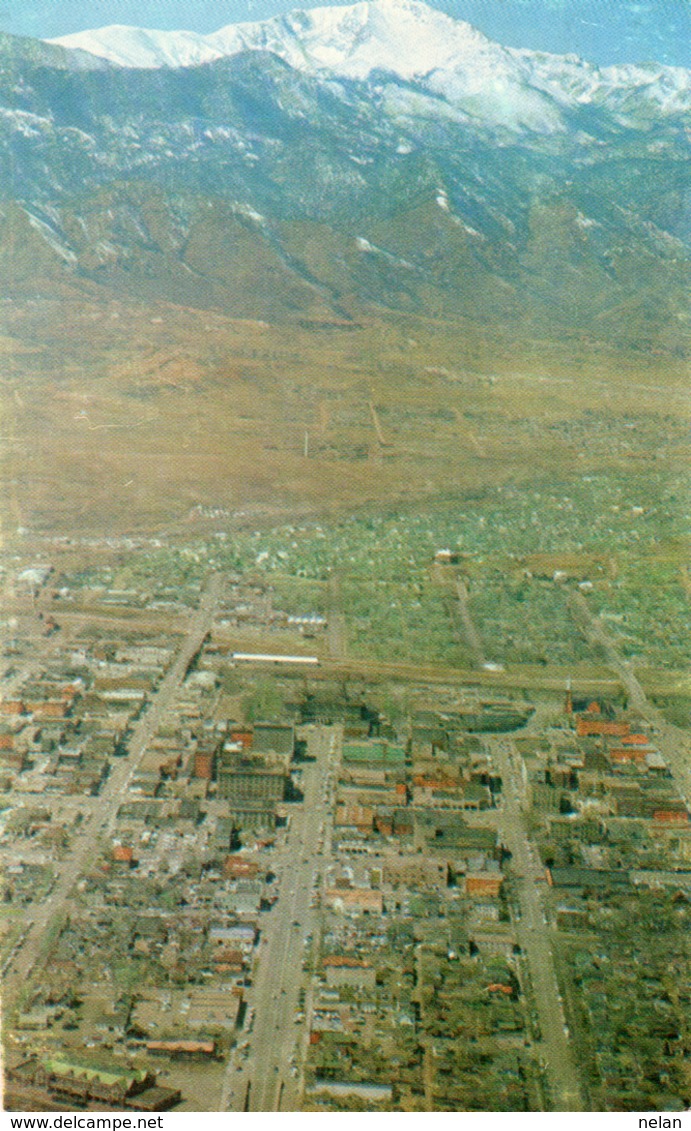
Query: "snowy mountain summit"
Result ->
[[1, 0, 686, 342], [49, 0, 497, 76], [48, 0, 691, 134]]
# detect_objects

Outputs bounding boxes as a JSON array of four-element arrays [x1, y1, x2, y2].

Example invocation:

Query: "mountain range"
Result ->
[[48, 0, 691, 126], [0, 0, 689, 349]]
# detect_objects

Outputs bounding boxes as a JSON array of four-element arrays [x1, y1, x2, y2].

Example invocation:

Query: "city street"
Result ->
[[223, 724, 340, 1112], [491, 737, 585, 1112]]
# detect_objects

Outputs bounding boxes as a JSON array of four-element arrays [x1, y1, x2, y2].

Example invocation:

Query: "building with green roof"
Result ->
[[35, 1058, 153, 1103], [342, 739, 406, 766]]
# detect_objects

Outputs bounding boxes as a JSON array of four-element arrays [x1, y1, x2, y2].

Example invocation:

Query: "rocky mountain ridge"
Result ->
[[0, 1, 686, 351]]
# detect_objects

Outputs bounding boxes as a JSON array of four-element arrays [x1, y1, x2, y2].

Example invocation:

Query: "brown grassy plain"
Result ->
[[1, 287, 689, 541]]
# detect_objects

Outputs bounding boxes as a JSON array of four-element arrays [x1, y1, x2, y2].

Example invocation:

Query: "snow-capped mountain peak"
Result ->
[[217, 0, 494, 82], [49, 0, 493, 78], [46, 0, 691, 133], [46, 0, 566, 133]]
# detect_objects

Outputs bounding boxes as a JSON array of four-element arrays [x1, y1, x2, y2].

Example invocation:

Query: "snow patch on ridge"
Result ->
[[24, 210, 77, 263]]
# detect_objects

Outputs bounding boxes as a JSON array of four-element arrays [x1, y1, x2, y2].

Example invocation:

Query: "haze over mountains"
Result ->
[[0, 0, 689, 349]]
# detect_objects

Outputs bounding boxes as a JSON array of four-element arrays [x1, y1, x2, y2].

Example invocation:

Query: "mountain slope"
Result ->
[[0, 4, 685, 347]]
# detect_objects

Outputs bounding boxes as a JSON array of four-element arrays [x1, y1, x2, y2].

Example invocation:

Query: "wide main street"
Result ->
[[491, 737, 585, 1113], [222, 724, 340, 1112]]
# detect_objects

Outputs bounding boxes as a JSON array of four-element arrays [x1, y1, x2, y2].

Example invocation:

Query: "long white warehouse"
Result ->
[[231, 652, 320, 665]]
